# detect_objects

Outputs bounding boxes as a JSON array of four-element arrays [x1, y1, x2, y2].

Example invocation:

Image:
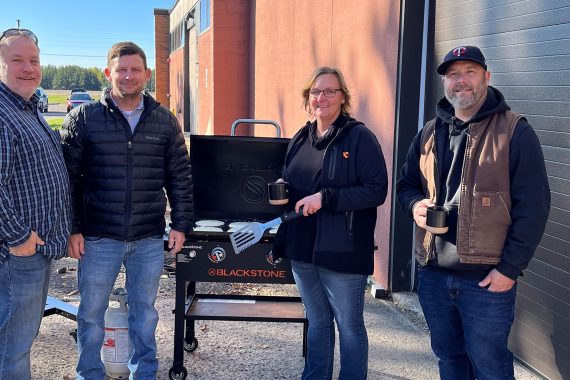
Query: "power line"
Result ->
[[42, 53, 106, 58], [42, 53, 156, 59]]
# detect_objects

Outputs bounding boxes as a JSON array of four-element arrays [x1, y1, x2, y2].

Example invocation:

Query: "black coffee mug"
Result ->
[[426, 206, 449, 234], [268, 182, 288, 205]]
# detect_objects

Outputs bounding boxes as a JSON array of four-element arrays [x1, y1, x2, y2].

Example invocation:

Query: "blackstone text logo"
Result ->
[[207, 268, 287, 278]]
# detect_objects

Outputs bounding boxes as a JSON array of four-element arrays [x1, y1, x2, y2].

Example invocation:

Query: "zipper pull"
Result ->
[[449, 117, 457, 136]]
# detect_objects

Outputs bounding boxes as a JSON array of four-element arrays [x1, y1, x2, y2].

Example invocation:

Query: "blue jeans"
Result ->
[[76, 236, 164, 380], [417, 266, 517, 380], [291, 260, 368, 380], [0, 253, 51, 380]]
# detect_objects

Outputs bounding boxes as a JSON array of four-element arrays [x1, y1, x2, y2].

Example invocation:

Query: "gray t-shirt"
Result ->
[[111, 94, 144, 133]]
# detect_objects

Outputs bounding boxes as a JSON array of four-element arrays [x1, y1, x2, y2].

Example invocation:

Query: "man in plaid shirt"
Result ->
[[0, 28, 71, 379]]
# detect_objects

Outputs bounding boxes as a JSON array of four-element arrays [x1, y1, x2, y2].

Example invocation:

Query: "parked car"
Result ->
[[66, 92, 93, 113], [35, 87, 49, 113], [69, 88, 87, 95]]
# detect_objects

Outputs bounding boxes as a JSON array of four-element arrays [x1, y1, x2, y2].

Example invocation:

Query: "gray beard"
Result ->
[[444, 87, 479, 111], [446, 94, 478, 110]]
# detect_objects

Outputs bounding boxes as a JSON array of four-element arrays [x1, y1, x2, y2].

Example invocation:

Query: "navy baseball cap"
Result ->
[[437, 45, 487, 75]]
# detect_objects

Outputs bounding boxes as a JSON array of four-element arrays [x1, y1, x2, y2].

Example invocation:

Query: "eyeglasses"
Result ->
[[309, 88, 342, 98], [0, 28, 38, 45]]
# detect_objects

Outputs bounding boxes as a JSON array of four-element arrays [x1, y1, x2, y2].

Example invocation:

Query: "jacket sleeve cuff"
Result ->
[[71, 220, 82, 235], [409, 199, 422, 219], [320, 188, 336, 210], [170, 221, 192, 235], [495, 262, 521, 281], [7, 228, 32, 248]]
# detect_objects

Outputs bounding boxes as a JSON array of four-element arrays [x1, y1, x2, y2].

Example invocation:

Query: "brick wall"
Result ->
[[211, 0, 251, 135], [253, 0, 401, 287], [157, 0, 399, 287], [169, 49, 185, 128], [154, 9, 170, 108], [197, 30, 212, 135]]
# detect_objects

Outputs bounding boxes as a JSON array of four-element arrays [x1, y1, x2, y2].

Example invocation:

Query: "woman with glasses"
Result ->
[[273, 67, 388, 379]]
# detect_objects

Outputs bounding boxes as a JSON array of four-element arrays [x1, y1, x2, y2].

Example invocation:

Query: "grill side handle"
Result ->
[[230, 119, 282, 138]]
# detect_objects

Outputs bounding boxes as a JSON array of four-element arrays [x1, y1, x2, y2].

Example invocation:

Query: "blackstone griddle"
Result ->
[[168, 120, 307, 380]]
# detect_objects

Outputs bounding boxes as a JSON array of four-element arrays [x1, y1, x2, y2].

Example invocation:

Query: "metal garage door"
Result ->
[[428, 1, 570, 379]]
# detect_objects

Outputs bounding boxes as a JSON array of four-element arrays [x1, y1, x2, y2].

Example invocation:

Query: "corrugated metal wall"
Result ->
[[429, 1, 570, 379]]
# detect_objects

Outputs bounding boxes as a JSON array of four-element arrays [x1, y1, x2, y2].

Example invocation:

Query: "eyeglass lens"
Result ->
[[309, 89, 340, 98]]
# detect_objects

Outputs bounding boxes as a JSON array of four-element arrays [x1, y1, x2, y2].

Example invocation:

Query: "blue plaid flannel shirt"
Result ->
[[0, 82, 71, 263]]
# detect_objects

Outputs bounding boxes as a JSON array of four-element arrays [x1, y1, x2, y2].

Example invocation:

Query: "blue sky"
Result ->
[[1, 1, 174, 69]]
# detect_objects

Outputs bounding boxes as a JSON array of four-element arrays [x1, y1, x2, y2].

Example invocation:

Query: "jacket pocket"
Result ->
[[317, 211, 354, 252], [470, 191, 511, 256], [327, 146, 337, 180], [345, 211, 354, 236]]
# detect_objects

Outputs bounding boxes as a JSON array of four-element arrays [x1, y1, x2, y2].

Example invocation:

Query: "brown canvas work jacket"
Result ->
[[414, 111, 521, 265]]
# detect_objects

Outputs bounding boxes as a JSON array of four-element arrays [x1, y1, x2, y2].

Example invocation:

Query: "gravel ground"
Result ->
[[33, 255, 308, 380], [31, 256, 540, 380]]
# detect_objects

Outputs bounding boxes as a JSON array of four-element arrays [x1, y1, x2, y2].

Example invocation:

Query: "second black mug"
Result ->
[[426, 205, 449, 234], [268, 182, 288, 205]]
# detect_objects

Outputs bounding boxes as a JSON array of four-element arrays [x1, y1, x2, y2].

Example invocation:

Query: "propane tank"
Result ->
[[101, 288, 133, 379]]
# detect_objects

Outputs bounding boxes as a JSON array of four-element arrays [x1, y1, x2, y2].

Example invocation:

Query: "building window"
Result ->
[[199, 0, 211, 33], [170, 22, 184, 53]]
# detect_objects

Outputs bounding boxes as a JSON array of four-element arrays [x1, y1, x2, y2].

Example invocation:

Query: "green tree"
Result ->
[[146, 69, 156, 92], [40, 65, 107, 90], [40, 65, 56, 89]]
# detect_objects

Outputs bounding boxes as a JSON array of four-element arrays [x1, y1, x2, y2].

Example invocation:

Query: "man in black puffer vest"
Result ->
[[61, 42, 193, 380]]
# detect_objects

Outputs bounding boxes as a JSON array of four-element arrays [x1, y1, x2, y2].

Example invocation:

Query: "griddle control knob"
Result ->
[[208, 247, 226, 263], [212, 247, 225, 256]]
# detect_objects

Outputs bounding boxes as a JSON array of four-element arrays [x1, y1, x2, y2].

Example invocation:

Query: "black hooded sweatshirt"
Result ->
[[397, 86, 551, 280], [273, 113, 388, 275]]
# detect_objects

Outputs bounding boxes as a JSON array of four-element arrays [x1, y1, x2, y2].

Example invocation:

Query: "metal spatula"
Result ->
[[230, 208, 303, 254]]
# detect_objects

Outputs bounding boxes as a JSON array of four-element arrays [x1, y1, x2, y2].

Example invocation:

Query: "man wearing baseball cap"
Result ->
[[397, 45, 550, 379]]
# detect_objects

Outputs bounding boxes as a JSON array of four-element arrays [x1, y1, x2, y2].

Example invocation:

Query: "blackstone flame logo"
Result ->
[[241, 175, 267, 203]]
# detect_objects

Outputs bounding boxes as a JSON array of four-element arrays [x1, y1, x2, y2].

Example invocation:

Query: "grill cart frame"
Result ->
[[168, 120, 307, 380]]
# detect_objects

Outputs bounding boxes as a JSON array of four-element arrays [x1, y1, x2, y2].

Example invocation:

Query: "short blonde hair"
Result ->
[[301, 67, 351, 116]]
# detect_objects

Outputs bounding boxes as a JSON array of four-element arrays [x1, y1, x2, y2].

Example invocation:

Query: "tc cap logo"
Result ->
[[453, 47, 467, 57]]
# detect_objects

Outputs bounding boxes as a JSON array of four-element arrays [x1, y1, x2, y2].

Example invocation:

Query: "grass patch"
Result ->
[[49, 94, 69, 104], [47, 118, 65, 130], [46, 90, 100, 104]]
